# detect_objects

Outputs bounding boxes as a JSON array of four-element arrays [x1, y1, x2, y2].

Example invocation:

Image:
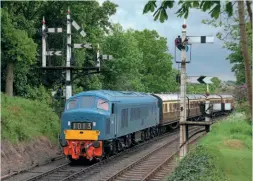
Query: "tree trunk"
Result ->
[[5, 61, 14, 96], [238, 1, 252, 115], [246, 1, 252, 29]]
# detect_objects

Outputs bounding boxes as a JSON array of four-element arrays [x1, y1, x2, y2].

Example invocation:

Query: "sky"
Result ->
[[99, 0, 236, 81]]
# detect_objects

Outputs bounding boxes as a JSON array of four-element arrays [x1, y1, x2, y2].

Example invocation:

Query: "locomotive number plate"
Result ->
[[71, 122, 92, 130]]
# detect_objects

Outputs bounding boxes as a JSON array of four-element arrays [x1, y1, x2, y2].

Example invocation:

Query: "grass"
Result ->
[[168, 112, 252, 181], [199, 112, 252, 181], [1, 93, 60, 144]]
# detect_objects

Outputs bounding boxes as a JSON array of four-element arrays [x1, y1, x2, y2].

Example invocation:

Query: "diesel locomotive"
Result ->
[[59, 90, 234, 161]]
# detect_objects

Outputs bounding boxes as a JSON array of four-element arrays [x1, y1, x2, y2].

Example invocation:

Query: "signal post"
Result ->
[[177, 21, 214, 159], [179, 20, 188, 159], [41, 7, 113, 101]]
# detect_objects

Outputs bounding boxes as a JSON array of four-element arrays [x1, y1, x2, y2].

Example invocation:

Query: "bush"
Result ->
[[233, 84, 247, 103], [168, 113, 252, 181], [235, 102, 251, 121], [1, 93, 60, 143], [168, 145, 226, 181]]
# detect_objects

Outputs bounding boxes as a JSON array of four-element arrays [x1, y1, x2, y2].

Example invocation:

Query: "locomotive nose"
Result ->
[[62, 109, 105, 122]]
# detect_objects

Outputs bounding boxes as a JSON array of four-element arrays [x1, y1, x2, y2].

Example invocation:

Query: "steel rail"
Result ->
[[141, 131, 205, 181], [104, 127, 200, 181], [1, 155, 65, 181], [59, 129, 181, 181]]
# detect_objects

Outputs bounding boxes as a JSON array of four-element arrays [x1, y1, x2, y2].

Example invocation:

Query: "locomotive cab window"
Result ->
[[97, 98, 109, 111], [80, 96, 95, 108], [66, 99, 78, 110]]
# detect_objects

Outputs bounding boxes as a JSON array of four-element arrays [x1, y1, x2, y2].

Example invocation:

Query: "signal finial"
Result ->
[[42, 16, 45, 24], [67, 7, 70, 14]]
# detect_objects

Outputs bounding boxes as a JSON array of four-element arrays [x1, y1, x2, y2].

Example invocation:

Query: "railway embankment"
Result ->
[[1, 93, 61, 176], [167, 112, 252, 181]]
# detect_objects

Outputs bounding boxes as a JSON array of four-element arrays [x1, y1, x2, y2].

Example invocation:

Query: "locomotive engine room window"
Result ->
[[80, 96, 95, 108], [66, 99, 78, 110], [121, 109, 128, 128], [130, 108, 134, 121], [97, 98, 109, 111]]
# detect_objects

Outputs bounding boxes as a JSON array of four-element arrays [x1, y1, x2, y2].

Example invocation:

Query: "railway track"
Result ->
[[103, 127, 203, 181], [24, 129, 180, 181], [63, 127, 201, 181], [1, 155, 66, 181], [4, 115, 226, 181]]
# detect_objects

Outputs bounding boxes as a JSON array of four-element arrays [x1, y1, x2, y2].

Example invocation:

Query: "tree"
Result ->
[[132, 29, 177, 93], [143, 0, 252, 113], [1, 8, 37, 96], [101, 24, 178, 93], [1, 1, 117, 97], [237, 0, 252, 112], [101, 24, 145, 91]]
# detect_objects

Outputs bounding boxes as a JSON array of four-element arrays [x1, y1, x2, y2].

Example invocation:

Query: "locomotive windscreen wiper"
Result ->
[[99, 100, 108, 105]]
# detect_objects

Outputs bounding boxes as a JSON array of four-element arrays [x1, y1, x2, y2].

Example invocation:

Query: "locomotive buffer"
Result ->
[[177, 20, 214, 159]]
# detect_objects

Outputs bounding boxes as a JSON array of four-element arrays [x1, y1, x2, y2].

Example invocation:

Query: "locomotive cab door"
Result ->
[[111, 102, 118, 138]]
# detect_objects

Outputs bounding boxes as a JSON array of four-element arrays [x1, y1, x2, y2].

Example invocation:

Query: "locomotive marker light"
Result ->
[[178, 20, 214, 159]]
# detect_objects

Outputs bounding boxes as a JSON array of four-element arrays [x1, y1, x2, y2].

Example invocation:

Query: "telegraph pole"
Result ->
[[179, 19, 188, 159], [66, 7, 72, 100]]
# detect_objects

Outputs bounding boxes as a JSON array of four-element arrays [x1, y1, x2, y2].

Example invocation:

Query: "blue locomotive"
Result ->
[[59, 90, 160, 161], [59, 90, 234, 161]]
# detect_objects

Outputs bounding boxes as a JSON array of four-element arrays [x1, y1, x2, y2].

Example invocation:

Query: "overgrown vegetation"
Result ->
[[168, 145, 226, 181], [1, 93, 60, 143], [168, 112, 252, 181]]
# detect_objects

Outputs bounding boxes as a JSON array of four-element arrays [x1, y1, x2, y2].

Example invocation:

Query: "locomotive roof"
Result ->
[[70, 90, 157, 102]]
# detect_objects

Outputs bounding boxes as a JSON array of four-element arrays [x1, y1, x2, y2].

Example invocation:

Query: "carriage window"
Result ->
[[66, 99, 78, 110], [165, 104, 168, 112], [97, 98, 109, 111], [173, 104, 176, 111], [80, 96, 95, 108]]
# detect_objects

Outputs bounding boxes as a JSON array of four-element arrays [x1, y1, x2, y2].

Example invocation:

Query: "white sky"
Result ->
[[99, 0, 236, 81]]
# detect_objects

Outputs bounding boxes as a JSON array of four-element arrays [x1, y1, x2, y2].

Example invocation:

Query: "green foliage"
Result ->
[[187, 77, 221, 94], [168, 112, 252, 181], [1, 1, 117, 96], [202, 11, 252, 85], [101, 26, 145, 91], [199, 113, 252, 181], [168, 145, 226, 181], [101, 25, 177, 92], [143, 1, 234, 22], [1, 93, 60, 143], [1, 8, 37, 64], [21, 85, 53, 105], [235, 101, 251, 121]]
